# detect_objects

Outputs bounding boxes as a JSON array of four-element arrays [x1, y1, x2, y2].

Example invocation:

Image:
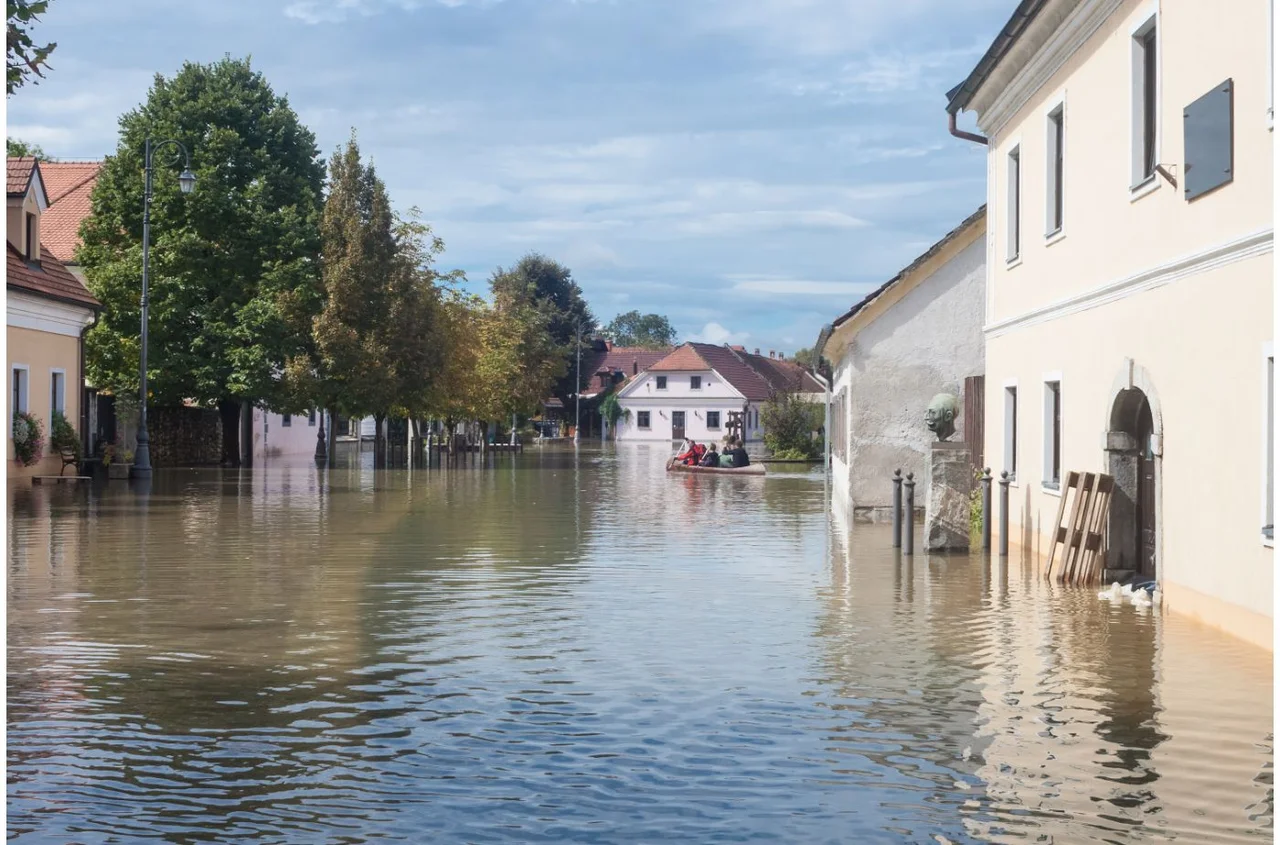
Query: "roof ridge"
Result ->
[[46, 168, 99, 204]]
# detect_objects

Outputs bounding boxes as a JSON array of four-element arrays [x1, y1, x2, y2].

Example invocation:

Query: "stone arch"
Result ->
[[1103, 358, 1162, 583]]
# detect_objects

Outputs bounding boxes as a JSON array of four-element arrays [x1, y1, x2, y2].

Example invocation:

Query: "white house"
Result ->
[[249, 407, 331, 463], [819, 206, 987, 521], [614, 342, 823, 446]]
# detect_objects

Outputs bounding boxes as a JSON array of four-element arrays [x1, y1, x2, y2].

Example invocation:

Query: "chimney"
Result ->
[[632, 358, 638, 375], [754, 348, 760, 355], [769, 350, 775, 359]]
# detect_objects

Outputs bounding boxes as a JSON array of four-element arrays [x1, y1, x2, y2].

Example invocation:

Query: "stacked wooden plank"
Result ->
[[1044, 471, 1115, 586]]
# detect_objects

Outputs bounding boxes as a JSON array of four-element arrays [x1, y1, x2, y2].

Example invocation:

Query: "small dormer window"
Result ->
[[25, 212, 37, 263]]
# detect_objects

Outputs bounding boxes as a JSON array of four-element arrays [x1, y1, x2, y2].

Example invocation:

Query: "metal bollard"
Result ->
[[981, 468, 993, 552], [892, 469, 903, 548], [904, 472, 915, 556], [999, 471, 1010, 557]]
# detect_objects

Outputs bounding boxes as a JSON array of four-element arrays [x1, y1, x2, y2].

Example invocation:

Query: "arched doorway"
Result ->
[[1105, 378, 1160, 582]]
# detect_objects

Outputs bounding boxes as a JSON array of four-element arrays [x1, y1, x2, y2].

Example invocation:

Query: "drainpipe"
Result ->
[[948, 111, 989, 146]]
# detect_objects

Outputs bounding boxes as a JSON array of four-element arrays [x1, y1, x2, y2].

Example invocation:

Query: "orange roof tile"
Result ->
[[7, 157, 36, 196], [7, 242, 100, 309], [39, 161, 101, 263], [648, 344, 713, 372]]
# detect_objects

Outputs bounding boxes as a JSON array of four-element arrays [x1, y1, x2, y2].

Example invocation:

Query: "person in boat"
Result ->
[[699, 443, 720, 467], [719, 440, 736, 468], [726, 438, 750, 468], [674, 438, 697, 464]]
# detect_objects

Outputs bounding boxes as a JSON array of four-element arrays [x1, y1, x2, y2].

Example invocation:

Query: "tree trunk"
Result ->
[[240, 401, 254, 468], [374, 412, 386, 468], [218, 399, 241, 467]]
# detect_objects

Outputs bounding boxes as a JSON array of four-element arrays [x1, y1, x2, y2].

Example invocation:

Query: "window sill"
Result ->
[[1005, 255, 1023, 270], [1042, 482, 1062, 497], [1129, 175, 1161, 202], [1044, 228, 1065, 247]]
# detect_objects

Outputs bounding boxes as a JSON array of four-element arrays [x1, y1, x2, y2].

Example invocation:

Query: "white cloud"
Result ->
[[729, 278, 875, 296], [678, 209, 868, 235], [689, 322, 749, 345]]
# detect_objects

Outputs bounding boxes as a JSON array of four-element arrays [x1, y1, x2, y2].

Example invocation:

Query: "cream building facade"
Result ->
[[946, 0, 1273, 649]]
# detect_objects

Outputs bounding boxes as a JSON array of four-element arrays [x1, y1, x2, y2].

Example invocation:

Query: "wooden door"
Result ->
[[671, 411, 685, 442], [1135, 399, 1157, 578], [963, 374, 985, 470]]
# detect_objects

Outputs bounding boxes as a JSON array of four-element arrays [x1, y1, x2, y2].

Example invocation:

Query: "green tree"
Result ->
[[7, 0, 56, 96], [474, 295, 566, 422], [489, 252, 595, 407], [302, 134, 398, 461], [792, 346, 832, 382], [601, 310, 677, 349], [760, 392, 823, 459], [7, 137, 48, 159], [78, 56, 325, 465]]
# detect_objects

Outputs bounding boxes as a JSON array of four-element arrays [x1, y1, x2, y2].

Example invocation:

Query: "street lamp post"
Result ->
[[573, 318, 582, 445], [132, 137, 196, 478]]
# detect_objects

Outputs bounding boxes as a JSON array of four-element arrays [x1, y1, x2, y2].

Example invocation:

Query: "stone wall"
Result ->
[[150, 406, 222, 467]]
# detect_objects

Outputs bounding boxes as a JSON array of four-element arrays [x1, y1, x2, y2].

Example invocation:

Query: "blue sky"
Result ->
[[7, 0, 1007, 356]]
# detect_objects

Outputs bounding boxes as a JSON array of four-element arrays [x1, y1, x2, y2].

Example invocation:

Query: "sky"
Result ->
[[6, 0, 1009, 356]]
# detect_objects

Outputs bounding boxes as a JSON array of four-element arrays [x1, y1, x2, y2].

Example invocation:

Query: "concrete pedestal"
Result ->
[[926, 441, 972, 552]]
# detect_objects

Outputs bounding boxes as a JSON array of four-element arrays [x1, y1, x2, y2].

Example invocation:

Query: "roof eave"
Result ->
[[946, 0, 1051, 115]]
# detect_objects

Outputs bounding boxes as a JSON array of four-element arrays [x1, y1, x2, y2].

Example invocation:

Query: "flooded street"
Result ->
[[7, 445, 1273, 843]]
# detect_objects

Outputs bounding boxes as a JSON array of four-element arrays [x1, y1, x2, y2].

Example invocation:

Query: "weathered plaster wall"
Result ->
[[7, 325, 81, 478], [837, 236, 986, 509]]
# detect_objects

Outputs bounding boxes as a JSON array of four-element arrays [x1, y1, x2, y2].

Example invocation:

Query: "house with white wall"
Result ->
[[819, 206, 987, 521], [614, 342, 823, 447], [249, 406, 330, 463], [946, 0, 1273, 649]]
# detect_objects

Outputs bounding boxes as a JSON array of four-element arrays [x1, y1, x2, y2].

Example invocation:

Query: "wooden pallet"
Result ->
[[1044, 470, 1115, 586]]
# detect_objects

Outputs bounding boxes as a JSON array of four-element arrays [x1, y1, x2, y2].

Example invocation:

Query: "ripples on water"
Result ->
[[7, 445, 1273, 843]]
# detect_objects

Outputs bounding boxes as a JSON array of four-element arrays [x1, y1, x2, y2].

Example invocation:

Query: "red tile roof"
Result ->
[[590, 345, 672, 376], [648, 344, 714, 372], [39, 161, 101, 263], [647, 342, 823, 400], [7, 157, 36, 196], [7, 242, 100, 309]]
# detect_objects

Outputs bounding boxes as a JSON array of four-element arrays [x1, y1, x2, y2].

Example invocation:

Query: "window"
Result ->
[[282, 413, 292, 427], [691, 376, 702, 390], [1043, 380, 1062, 488], [1046, 104, 1064, 235], [707, 411, 720, 429], [1003, 384, 1018, 478], [24, 213, 36, 262], [49, 370, 65, 423], [1131, 15, 1159, 187], [1266, 352, 1274, 540], [12, 366, 28, 415], [637, 411, 651, 429], [308, 409, 317, 426], [11, 365, 28, 436], [1006, 145, 1021, 261], [656, 376, 667, 390]]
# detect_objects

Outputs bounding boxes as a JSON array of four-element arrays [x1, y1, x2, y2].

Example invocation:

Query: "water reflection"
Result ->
[[7, 447, 1272, 843]]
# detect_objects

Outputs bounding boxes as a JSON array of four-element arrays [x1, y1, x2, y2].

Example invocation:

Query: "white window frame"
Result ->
[[707, 410, 721, 430], [308, 409, 317, 426], [690, 375, 702, 390], [655, 376, 667, 391], [1042, 373, 1063, 493], [1003, 379, 1019, 482], [1044, 93, 1066, 242], [1264, 343, 1274, 545], [637, 411, 651, 430], [11, 364, 30, 435], [1005, 140, 1022, 264], [1129, 6, 1161, 195], [49, 367, 66, 424]]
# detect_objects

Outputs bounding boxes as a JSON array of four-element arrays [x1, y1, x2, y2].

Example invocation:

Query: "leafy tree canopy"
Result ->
[[7, 137, 49, 159], [7, 0, 56, 96], [79, 55, 325, 422], [601, 310, 676, 349]]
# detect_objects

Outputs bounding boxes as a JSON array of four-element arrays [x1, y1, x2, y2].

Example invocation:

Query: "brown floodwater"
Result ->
[[6, 444, 1273, 843]]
